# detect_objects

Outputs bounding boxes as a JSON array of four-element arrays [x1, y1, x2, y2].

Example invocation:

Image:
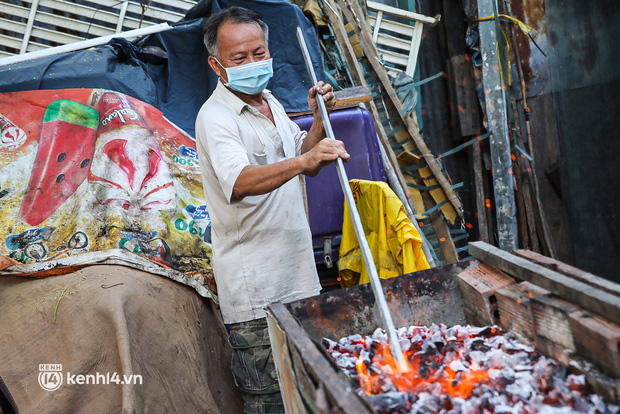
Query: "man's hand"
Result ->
[[301, 137, 350, 177], [308, 81, 335, 115]]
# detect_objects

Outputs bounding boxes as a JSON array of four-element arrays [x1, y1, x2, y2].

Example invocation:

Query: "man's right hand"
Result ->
[[301, 137, 350, 177]]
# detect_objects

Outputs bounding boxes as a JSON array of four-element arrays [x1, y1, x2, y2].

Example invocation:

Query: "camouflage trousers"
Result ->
[[228, 317, 284, 414]]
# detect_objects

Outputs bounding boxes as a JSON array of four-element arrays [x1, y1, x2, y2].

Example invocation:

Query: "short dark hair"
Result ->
[[203, 6, 269, 58]]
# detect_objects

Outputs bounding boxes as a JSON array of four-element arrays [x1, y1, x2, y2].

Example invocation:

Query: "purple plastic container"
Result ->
[[291, 107, 386, 265]]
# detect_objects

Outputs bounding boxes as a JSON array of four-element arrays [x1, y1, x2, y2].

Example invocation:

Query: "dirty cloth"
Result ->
[[0, 265, 243, 413], [339, 180, 430, 287], [195, 80, 320, 324]]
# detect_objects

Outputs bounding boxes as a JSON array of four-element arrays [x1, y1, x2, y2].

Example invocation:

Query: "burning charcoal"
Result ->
[[322, 338, 337, 352], [365, 392, 416, 414], [566, 374, 586, 392], [324, 323, 618, 414], [409, 392, 442, 414], [495, 366, 516, 387], [477, 326, 502, 338], [468, 337, 490, 352], [538, 406, 573, 414]]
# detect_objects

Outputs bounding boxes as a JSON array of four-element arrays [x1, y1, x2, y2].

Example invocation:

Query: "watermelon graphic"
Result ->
[[19, 100, 99, 226]]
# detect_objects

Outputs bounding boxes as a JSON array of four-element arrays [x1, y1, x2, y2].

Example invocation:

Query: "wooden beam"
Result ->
[[266, 303, 373, 413], [322, 0, 420, 216], [477, 0, 518, 251], [513, 249, 620, 297], [334, 0, 464, 220], [468, 241, 620, 325], [470, 139, 489, 243], [366, 1, 439, 25], [287, 86, 373, 117]]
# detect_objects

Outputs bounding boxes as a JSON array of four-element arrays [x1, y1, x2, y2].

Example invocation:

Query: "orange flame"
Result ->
[[355, 344, 492, 399]]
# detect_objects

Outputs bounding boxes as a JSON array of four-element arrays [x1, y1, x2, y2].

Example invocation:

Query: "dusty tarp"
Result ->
[[0, 265, 243, 413], [0, 89, 215, 297]]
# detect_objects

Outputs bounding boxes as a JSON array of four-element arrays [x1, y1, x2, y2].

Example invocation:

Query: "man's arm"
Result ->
[[232, 81, 349, 200], [232, 138, 349, 199]]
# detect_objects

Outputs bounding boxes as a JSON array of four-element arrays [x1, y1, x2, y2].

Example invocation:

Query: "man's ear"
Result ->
[[208, 56, 222, 77]]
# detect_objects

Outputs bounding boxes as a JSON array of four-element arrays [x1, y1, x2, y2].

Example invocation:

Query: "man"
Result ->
[[195, 6, 349, 413]]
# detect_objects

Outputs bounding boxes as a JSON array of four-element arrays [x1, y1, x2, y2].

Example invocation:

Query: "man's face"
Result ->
[[208, 21, 271, 84]]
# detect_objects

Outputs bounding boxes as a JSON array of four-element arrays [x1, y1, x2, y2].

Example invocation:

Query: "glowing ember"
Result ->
[[324, 324, 619, 413]]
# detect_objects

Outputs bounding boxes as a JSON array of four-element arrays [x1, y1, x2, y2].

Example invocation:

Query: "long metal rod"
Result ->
[[296, 26, 408, 372]]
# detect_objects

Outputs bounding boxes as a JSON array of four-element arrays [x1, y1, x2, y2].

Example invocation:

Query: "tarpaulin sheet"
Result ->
[[339, 180, 430, 287], [0, 0, 325, 137], [0, 89, 215, 296], [0, 265, 242, 413]]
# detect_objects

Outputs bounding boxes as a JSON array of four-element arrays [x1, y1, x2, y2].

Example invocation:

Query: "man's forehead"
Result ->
[[218, 21, 266, 45]]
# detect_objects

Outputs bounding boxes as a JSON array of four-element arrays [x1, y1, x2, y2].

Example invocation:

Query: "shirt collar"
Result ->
[[214, 79, 273, 116]]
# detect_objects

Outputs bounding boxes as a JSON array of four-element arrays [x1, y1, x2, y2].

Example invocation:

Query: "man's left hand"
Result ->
[[308, 81, 335, 115]]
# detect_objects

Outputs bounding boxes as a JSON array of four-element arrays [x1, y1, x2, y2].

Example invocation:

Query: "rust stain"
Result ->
[[510, 0, 534, 84]]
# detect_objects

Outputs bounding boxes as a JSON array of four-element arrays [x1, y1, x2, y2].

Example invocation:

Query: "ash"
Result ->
[[323, 324, 619, 414]]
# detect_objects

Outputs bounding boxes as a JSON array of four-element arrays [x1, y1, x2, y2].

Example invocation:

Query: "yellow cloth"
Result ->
[[338, 180, 430, 287]]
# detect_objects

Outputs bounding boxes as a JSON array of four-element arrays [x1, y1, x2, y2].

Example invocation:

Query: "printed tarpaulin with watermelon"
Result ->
[[0, 89, 215, 297]]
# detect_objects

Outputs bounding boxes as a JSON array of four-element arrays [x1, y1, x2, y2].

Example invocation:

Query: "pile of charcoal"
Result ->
[[323, 324, 619, 413]]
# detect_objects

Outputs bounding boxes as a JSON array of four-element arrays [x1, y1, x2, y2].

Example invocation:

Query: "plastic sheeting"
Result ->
[[0, 0, 325, 137]]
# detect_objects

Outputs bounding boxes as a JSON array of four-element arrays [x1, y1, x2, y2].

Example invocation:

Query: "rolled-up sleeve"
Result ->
[[197, 108, 249, 203], [289, 118, 307, 156]]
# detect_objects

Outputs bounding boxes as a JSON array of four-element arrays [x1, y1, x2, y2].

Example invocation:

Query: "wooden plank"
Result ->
[[29, 26, 84, 45], [477, 0, 518, 251], [367, 0, 438, 25], [568, 310, 620, 377], [0, 18, 27, 36], [0, 2, 30, 19], [369, 16, 415, 37], [287, 86, 373, 116], [448, 55, 481, 136], [0, 34, 23, 50], [322, 0, 420, 219], [495, 281, 549, 341], [509, 96, 541, 253], [266, 303, 373, 414], [333, 86, 372, 108], [421, 184, 458, 263], [470, 139, 489, 243], [34, 12, 115, 37], [456, 260, 515, 326], [336, 0, 464, 220], [125, 3, 185, 22], [376, 31, 412, 51], [39, 0, 124, 26], [514, 249, 620, 297], [265, 314, 306, 413], [468, 241, 620, 325], [376, 47, 408, 67]]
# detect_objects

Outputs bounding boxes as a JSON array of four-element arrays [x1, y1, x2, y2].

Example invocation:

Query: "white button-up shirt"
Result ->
[[195, 80, 321, 324]]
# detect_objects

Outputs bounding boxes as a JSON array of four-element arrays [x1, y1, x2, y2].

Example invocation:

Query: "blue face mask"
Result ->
[[215, 58, 273, 95]]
